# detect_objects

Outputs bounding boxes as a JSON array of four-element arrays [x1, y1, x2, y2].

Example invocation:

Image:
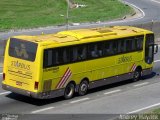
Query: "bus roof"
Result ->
[[12, 26, 153, 45]]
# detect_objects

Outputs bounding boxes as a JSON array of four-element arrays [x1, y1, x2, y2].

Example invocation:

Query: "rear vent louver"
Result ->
[[43, 80, 52, 92]]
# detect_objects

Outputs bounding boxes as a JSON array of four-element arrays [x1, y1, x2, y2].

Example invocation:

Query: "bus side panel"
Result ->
[[86, 51, 144, 84], [85, 56, 119, 81], [120, 52, 144, 74], [42, 62, 88, 91]]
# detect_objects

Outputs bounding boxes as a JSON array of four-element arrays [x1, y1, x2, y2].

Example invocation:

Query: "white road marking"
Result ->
[[70, 98, 90, 104], [154, 60, 160, 63], [128, 102, 160, 114], [0, 73, 3, 75], [151, 0, 160, 4], [125, 1, 145, 18], [31, 107, 54, 114], [134, 82, 149, 87], [0, 91, 11, 95], [104, 89, 121, 95]]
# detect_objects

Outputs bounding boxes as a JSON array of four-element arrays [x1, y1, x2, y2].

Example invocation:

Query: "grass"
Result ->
[[0, 0, 133, 31], [152, 108, 160, 114]]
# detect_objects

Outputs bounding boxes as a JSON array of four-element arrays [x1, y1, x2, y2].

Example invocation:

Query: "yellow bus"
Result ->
[[2, 26, 158, 99]]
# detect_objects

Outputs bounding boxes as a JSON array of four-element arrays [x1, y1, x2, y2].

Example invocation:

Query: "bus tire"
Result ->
[[78, 80, 88, 96], [133, 68, 141, 82], [64, 83, 75, 99]]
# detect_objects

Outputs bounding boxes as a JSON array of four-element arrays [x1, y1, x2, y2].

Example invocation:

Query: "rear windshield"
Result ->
[[9, 38, 38, 62]]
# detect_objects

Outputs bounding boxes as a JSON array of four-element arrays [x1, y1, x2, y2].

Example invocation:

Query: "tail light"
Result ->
[[34, 82, 39, 90], [3, 73, 5, 81]]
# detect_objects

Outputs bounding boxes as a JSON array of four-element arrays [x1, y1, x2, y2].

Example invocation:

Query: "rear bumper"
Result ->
[[2, 83, 64, 99]]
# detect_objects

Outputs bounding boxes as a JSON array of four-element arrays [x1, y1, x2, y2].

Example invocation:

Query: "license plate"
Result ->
[[16, 81, 22, 86]]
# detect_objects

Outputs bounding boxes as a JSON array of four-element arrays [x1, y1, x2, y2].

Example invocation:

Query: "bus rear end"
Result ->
[[2, 38, 42, 98]]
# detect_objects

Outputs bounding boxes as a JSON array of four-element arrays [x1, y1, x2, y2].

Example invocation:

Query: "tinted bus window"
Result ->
[[9, 38, 37, 62], [136, 36, 143, 50], [70, 45, 87, 62], [104, 41, 112, 56], [118, 39, 126, 53]]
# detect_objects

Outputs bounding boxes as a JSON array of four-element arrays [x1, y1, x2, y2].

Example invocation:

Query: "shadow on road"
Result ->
[[88, 72, 157, 94], [6, 93, 65, 106], [142, 72, 157, 80], [5, 72, 157, 106]]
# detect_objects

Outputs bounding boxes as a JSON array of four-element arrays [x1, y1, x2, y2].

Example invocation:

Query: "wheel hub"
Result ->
[[81, 84, 87, 92]]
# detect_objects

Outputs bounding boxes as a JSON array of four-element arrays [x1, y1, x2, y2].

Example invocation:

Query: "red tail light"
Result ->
[[34, 82, 39, 90], [3, 73, 5, 81]]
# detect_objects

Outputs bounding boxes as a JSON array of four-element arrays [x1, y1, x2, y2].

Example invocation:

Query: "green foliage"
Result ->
[[152, 108, 160, 113], [0, 0, 133, 31]]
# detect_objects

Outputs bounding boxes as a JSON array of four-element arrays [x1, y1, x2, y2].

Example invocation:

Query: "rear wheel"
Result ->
[[64, 83, 75, 99], [133, 68, 141, 82], [78, 80, 88, 96]]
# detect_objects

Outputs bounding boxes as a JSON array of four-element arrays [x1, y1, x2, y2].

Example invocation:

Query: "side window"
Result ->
[[43, 47, 71, 68], [57, 48, 64, 64], [71, 45, 87, 61], [136, 36, 143, 50], [43, 49, 54, 68], [131, 38, 136, 51], [47, 50, 53, 66], [104, 41, 111, 56], [88, 43, 98, 58], [104, 40, 118, 56], [125, 36, 143, 53], [57, 47, 70, 64], [126, 39, 132, 52], [112, 41, 118, 55], [63, 48, 70, 63], [88, 42, 104, 58], [145, 34, 154, 64], [97, 42, 103, 57], [118, 39, 126, 53], [70, 46, 78, 62], [77, 45, 87, 60]]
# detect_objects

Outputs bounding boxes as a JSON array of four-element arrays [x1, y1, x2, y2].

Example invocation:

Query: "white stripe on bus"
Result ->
[[130, 63, 136, 72], [60, 71, 72, 88], [131, 64, 135, 72], [133, 64, 136, 71], [59, 69, 71, 88], [56, 68, 70, 88]]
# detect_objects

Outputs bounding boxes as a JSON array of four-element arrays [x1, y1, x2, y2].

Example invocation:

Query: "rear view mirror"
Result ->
[[154, 44, 158, 54]]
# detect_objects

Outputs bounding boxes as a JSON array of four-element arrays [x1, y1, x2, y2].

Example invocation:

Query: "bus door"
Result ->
[[145, 34, 158, 66]]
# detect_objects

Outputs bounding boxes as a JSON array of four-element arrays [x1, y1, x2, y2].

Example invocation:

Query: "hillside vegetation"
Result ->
[[0, 0, 133, 31]]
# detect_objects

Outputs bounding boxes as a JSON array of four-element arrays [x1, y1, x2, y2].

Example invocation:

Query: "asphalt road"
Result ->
[[1, 0, 160, 120]]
